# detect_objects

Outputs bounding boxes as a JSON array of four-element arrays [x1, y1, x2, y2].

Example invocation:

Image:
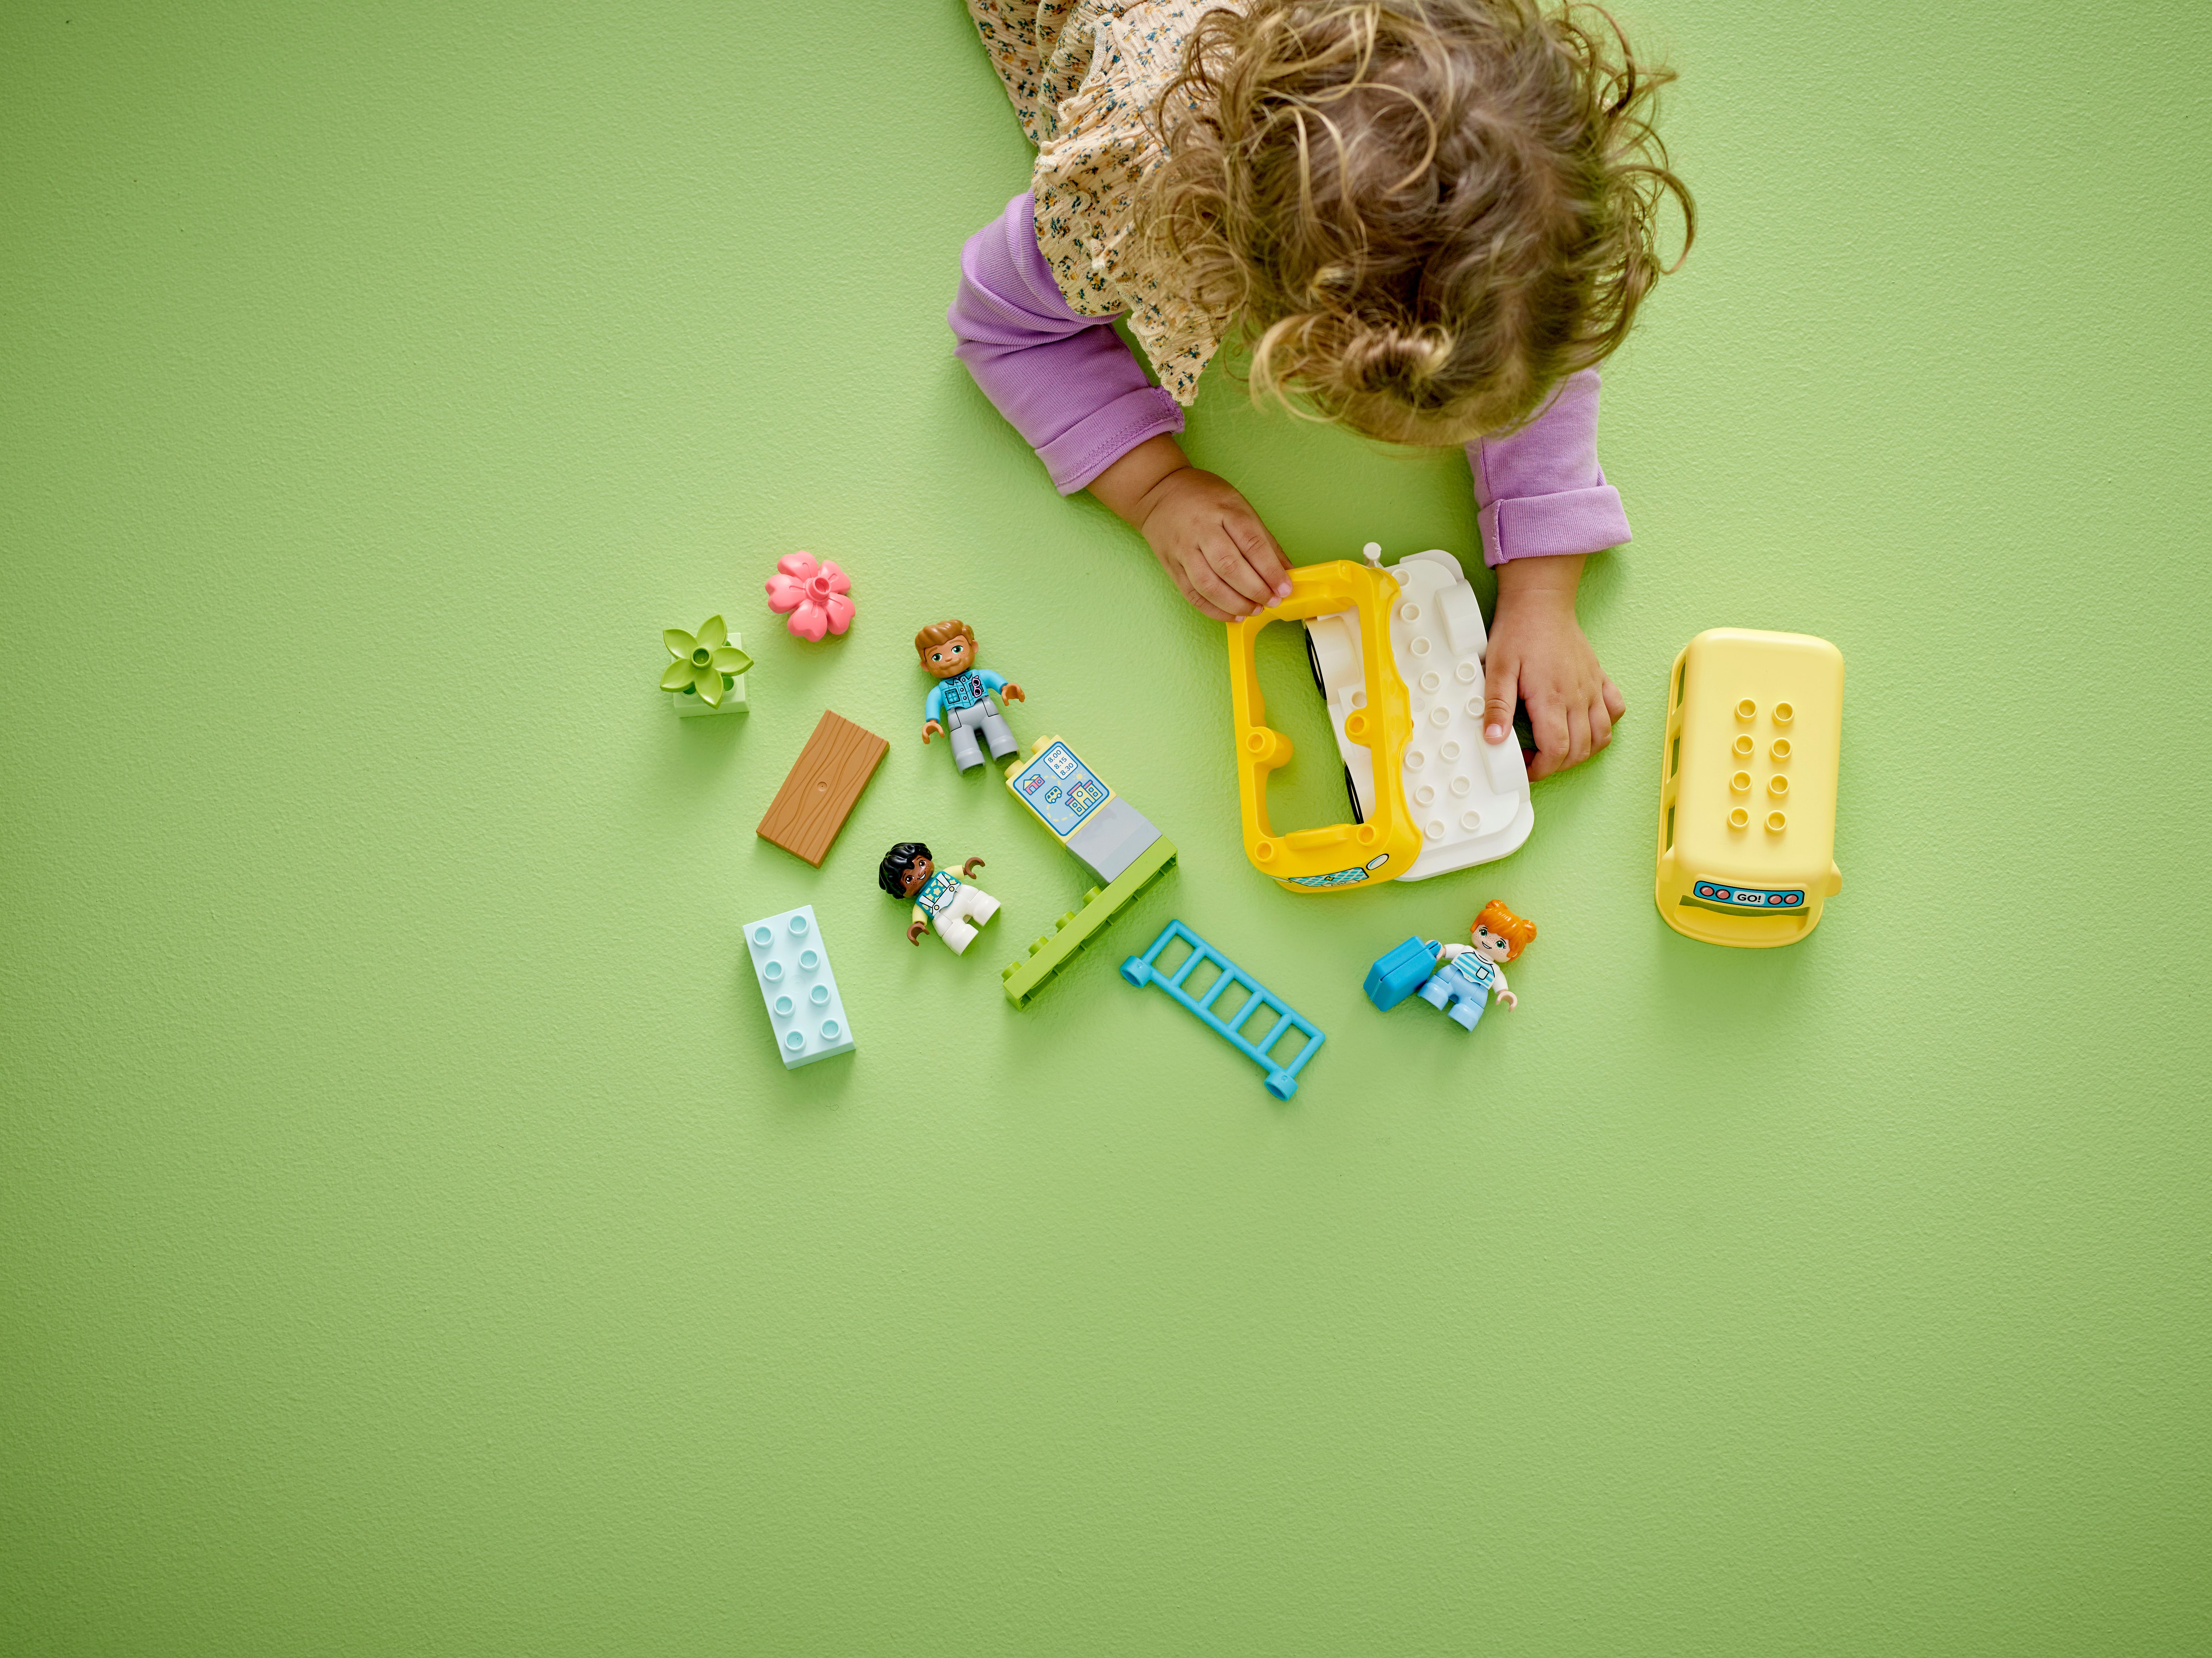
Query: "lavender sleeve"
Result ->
[[1467, 369, 1631, 566], [948, 193, 1184, 495]]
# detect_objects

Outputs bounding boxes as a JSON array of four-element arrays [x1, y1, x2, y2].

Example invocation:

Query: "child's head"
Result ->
[[915, 619, 977, 680], [879, 841, 935, 899], [1471, 898, 1536, 960], [1147, 0, 1692, 444]]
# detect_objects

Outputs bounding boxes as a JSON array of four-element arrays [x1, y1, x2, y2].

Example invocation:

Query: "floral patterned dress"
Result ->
[[963, 0, 1243, 406]]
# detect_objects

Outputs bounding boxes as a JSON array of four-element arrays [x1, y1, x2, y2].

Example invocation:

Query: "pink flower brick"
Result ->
[[764, 551, 854, 642]]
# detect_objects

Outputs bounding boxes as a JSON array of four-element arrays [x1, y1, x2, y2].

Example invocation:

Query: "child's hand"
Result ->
[[1136, 468, 1293, 622], [1088, 435, 1293, 623], [1482, 554, 1624, 781]]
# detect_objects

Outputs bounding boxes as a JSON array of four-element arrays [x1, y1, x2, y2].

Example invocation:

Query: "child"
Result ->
[[1419, 898, 1535, 1030], [952, 0, 1690, 780]]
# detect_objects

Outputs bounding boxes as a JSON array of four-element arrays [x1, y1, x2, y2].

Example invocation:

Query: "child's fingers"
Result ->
[[1565, 704, 1594, 770], [1186, 540, 1265, 618], [1482, 650, 1519, 744], [1151, 537, 1240, 621], [1526, 697, 1571, 779], [1589, 694, 1614, 753], [1255, 524, 1294, 596], [1602, 675, 1626, 721], [1169, 559, 1243, 623], [1225, 512, 1293, 599], [1178, 563, 1245, 621], [1177, 582, 1241, 624], [1202, 529, 1279, 612]]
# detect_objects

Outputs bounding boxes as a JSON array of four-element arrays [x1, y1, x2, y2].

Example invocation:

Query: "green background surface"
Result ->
[[5, 1, 2208, 1652]]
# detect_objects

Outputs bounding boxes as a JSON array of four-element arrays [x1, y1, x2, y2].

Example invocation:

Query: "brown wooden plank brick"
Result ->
[[756, 710, 888, 867]]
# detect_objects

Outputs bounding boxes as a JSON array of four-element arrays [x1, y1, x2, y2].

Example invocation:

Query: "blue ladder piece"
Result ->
[[1120, 919, 1325, 1100]]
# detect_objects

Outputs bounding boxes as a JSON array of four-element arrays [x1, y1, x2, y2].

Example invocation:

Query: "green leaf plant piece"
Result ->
[[661, 615, 753, 706]]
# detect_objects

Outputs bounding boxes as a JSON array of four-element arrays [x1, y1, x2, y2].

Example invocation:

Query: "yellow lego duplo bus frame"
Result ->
[[1227, 560, 1422, 893], [1656, 628, 1845, 946]]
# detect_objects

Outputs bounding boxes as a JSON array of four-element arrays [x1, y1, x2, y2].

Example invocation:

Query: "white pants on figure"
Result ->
[[925, 882, 1001, 955]]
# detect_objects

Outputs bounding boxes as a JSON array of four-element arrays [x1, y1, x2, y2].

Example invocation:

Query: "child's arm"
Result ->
[[950, 196, 1290, 622], [950, 194, 1186, 493], [1469, 369, 1631, 779]]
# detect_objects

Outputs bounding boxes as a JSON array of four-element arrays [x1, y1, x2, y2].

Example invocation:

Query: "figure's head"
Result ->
[[878, 841, 936, 899], [914, 620, 977, 680], [1470, 897, 1536, 962], [1144, 0, 1692, 445]]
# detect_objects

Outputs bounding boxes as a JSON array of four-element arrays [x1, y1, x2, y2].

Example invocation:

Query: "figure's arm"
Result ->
[[975, 668, 1023, 705], [1492, 967, 1515, 1009], [908, 906, 929, 945], [921, 683, 947, 742], [948, 194, 1185, 495], [1468, 370, 1630, 781]]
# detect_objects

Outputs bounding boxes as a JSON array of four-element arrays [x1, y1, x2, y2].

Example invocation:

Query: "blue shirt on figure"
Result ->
[[1443, 952, 1498, 995], [924, 667, 1007, 721]]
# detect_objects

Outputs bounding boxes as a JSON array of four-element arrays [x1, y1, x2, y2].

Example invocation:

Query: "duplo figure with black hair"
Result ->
[[879, 841, 1001, 954]]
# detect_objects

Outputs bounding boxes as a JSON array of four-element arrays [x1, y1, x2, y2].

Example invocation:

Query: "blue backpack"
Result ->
[[1364, 937, 1441, 1011]]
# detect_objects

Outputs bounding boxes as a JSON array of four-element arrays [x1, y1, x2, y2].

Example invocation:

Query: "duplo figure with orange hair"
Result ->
[[1419, 899, 1534, 1030]]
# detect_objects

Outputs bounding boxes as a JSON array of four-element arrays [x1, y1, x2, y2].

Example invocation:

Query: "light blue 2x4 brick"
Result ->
[[743, 904, 855, 1068]]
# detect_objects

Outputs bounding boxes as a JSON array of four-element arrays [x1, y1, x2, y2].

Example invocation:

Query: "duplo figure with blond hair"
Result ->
[[916, 618, 1028, 772], [952, 0, 1690, 780]]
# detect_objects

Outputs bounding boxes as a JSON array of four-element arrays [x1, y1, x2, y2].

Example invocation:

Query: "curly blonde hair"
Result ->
[[1142, 0, 1692, 444]]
